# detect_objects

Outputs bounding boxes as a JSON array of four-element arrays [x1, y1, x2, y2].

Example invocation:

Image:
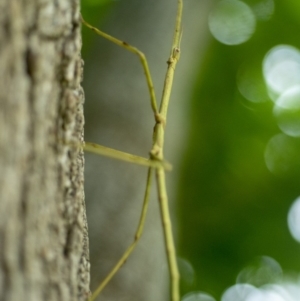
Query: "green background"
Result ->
[[81, 0, 300, 299]]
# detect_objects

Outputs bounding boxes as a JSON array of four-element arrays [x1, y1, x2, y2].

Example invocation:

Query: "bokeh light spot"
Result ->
[[288, 196, 300, 243], [182, 291, 216, 301], [221, 283, 257, 301], [252, 0, 275, 21], [177, 257, 195, 287], [273, 85, 300, 137], [237, 256, 282, 287], [263, 45, 300, 99], [264, 133, 300, 175], [259, 285, 292, 301], [208, 0, 256, 45]]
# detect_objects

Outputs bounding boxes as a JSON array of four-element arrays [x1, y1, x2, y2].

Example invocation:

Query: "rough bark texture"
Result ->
[[0, 1, 89, 301]]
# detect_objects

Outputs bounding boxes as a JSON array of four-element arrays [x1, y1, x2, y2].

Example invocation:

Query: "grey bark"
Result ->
[[0, 1, 89, 301], [83, 1, 212, 300]]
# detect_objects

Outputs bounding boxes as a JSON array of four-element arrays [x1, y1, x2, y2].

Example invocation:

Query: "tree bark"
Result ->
[[0, 1, 89, 301]]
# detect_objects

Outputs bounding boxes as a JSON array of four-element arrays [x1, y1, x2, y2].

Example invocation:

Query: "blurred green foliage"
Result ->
[[177, 0, 300, 299], [81, 0, 300, 300]]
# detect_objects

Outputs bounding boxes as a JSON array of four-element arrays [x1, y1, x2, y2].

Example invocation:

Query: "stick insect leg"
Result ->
[[81, 16, 160, 120], [83, 142, 172, 170], [88, 168, 153, 301]]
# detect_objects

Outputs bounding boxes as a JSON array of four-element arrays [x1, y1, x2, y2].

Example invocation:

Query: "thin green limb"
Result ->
[[159, 0, 183, 119], [84, 142, 172, 170], [172, 0, 183, 53], [88, 168, 153, 301], [150, 1, 183, 301], [81, 16, 159, 116], [156, 169, 179, 301]]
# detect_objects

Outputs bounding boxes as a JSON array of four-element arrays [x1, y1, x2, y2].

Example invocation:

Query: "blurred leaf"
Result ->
[[177, 0, 300, 298]]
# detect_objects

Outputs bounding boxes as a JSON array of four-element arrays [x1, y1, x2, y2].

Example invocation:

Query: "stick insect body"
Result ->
[[81, 1, 183, 300]]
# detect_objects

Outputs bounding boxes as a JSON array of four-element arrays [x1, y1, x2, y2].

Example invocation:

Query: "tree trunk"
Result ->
[[0, 1, 89, 300]]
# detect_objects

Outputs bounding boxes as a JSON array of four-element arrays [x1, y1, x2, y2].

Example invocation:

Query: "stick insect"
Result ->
[[81, 1, 183, 300]]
